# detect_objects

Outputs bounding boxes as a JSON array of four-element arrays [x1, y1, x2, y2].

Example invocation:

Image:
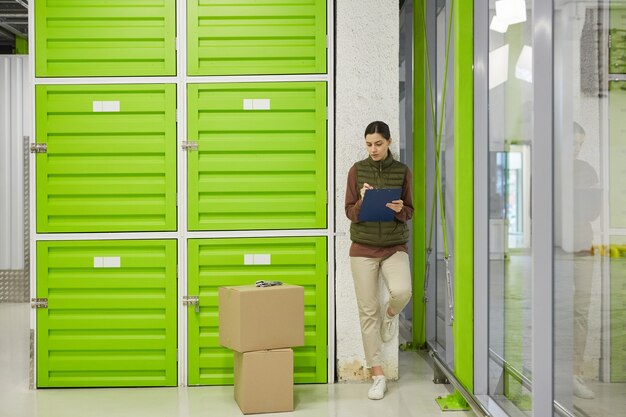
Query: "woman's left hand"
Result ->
[[386, 199, 404, 213]]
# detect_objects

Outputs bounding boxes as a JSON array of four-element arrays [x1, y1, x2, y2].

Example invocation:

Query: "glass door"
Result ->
[[487, 0, 534, 414]]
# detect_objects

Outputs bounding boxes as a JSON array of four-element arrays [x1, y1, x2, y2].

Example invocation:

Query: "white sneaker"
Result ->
[[368, 375, 387, 400], [573, 375, 594, 399], [380, 305, 397, 343]]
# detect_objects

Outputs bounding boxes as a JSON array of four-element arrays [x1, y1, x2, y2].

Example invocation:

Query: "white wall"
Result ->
[[335, 1, 400, 381], [0, 56, 30, 270]]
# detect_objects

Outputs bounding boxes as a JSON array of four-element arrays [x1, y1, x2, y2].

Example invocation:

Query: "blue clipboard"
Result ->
[[358, 188, 402, 222]]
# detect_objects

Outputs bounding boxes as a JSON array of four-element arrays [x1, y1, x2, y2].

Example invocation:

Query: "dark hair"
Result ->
[[574, 122, 585, 136], [364, 121, 391, 140]]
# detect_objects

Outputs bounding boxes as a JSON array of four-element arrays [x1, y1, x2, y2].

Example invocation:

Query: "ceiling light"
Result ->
[[489, 44, 509, 89], [515, 45, 533, 83], [495, 0, 527, 25]]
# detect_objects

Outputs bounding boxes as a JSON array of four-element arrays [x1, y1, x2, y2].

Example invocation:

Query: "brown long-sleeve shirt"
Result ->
[[344, 164, 414, 258]]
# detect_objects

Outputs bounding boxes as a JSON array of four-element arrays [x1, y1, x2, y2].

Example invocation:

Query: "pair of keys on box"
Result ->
[[255, 280, 283, 287]]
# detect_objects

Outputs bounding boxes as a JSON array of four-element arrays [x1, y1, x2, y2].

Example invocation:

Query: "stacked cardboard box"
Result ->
[[219, 285, 304, 414]]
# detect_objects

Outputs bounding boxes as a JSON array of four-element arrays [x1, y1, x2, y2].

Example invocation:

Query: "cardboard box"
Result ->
[[219, 285, 304, 352], [234, 349, 294, 414]]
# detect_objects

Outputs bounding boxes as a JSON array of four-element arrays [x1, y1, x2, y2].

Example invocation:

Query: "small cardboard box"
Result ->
[[234, 349, 294, 414], [218, 285, 304, 352]]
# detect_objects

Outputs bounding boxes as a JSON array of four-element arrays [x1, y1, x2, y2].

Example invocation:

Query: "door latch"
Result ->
[[30, 143, 47, 154], [181, 141, 198, 151], [31, 298, 48, 309], [183, 295, 200, 313]]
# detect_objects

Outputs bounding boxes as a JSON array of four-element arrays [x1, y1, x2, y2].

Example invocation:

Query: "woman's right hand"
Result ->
[[360, 183, 373, 199]]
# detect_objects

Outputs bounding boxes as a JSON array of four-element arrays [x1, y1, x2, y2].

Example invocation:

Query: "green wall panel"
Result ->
[[188, 0, 326, 75], [35, 84, 177, 233], [453, 0, 474, 392], [187, 237, 327, 385], [36, 240, 177, 388], [35, 0, 176, 77], [610, 7, 626, 74], [187, 82, 327, 231]]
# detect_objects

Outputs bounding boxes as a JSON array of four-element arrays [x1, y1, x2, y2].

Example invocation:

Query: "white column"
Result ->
[[335, 0, 400, 381]]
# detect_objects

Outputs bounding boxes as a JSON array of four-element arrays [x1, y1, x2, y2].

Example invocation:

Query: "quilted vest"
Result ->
[[350, 153, 409, 247]]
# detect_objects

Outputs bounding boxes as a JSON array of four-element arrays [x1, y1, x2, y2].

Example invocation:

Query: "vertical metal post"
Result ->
[[473, 0, 489, 397], [532, 0, 554, 415]]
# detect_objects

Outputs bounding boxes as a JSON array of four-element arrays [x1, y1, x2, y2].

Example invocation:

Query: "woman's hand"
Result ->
[[386, 199, 404, 213], [360, 183, 373, 199]]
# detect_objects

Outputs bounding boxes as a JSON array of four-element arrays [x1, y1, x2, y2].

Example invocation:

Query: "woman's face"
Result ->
[[365, 133, 391, 161]]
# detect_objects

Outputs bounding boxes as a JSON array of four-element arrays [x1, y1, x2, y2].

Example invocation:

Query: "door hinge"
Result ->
[[183, 295, 200, 313], [609, 33, 612, 49], [326, 107, 328, 120], [30, 143, 47, 154], [181, 141, 198, 151], [31, 298, 48, 309]]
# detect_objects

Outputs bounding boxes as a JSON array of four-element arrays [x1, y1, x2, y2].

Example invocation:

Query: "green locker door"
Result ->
[[36, 240, 177, 388], [610, 81, 626, 381], [611, 6, 626, 74], [188, 0, 326, 76], [187, 82, 327, 231], [35, 0, 176, 77], [187, 237, 327, 385], [35, 84, 177, 233], [609, 82, 626, 228]]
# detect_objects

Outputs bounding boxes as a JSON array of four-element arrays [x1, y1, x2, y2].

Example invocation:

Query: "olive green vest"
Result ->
[[350, 153, 410, 247]]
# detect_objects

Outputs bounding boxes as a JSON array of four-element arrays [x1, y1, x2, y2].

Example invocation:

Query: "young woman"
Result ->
[[344, 121, 414, 400]]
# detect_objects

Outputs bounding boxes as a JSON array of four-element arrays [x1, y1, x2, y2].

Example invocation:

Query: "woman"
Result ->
[[345, 121, 414, 400]]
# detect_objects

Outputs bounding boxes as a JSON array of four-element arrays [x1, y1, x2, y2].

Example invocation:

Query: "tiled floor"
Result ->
[[0, 303, 474, 417]]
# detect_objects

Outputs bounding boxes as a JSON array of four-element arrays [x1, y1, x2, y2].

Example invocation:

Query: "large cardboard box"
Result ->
[[234, 349, 294, 414], [219, 285, 304, 352]]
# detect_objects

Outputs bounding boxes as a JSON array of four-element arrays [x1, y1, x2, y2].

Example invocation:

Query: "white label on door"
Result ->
[[102, 257, 121, 268], [253, 99, 270, 110], [93, 257, 104, 268], [243, 99, 254, 110], [254, 254, 271, 265], [102, 101, 120, 112], [92, 101, 103, 112], [244, 254, 255, 265]]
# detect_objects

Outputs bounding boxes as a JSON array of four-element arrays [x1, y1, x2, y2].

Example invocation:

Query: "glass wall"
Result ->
[[554, 1, 626, 416], [477, 1, 626, 416], [487, 0, 534, 414], [435, 0, 455, 365], [421, 0, 456, 366]]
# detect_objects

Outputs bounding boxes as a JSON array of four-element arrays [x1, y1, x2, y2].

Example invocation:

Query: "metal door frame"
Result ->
[[473, 1, 555, 416]]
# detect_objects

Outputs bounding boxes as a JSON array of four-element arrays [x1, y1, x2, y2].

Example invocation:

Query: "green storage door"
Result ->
[[187, 82, 327, 231], [609, 82, 626, 229], [611, 7, 626, 74], [35, 0, 176, 77], [36, 240, 177, 388], [35, 84, 177, 233], [188, 0, 326, 75], [187, 237, 327, 385]]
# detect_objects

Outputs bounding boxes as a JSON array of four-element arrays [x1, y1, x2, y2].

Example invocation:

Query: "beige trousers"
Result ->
[[350, 251, 412, 367]]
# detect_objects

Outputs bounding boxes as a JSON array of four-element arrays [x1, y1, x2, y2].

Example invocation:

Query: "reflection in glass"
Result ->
[[488, 0, 534, 414], [554, 1, 626, 416]]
